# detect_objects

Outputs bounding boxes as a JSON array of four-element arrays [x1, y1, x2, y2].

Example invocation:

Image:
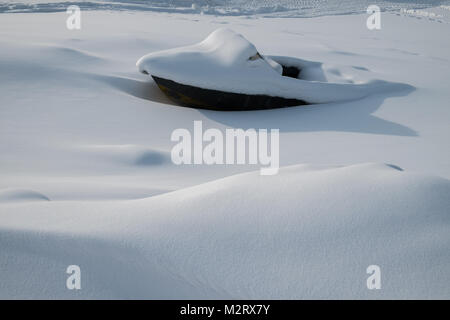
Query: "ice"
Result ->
[[2, 0, 450, 17]]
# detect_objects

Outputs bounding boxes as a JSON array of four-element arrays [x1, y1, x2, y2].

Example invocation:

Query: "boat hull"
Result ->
[[152, 76, 306, 111]]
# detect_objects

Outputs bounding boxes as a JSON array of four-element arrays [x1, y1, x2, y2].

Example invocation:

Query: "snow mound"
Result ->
[[0, 188, 50, 203], [1, 163, 449, 298], [137, 28, 412, 104], [78, 144, 171, 167]]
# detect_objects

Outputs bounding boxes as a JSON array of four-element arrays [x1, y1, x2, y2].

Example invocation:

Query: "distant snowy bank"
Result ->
[[2, 0, 450, 17]]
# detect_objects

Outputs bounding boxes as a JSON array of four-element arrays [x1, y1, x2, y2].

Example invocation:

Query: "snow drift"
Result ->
[[0, 188, 50, 202], [1, 163, 449, 299]]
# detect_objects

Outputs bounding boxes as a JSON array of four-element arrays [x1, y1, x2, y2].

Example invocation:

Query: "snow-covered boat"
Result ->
[[137, 28, 308, 110], [137, 28, 397, 110]]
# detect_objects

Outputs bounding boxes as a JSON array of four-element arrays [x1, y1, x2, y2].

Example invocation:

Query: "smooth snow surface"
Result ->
[[1, 163, 450, 299], [1, 8, 450, 299], [137, 28, 412, 104]]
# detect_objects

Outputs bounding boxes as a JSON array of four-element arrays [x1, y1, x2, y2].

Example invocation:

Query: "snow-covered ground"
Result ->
[[0, 4, 449, 299]]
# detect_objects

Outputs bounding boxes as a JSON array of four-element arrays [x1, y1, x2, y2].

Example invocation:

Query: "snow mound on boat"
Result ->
[[137, 28, 411, 104], [1, 163, 449, 298]]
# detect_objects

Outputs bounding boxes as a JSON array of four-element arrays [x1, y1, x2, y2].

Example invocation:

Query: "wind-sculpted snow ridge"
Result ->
[[0, 188, 50, 202], [1, 163, 449, 299], [2, 0, 450, 16]]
